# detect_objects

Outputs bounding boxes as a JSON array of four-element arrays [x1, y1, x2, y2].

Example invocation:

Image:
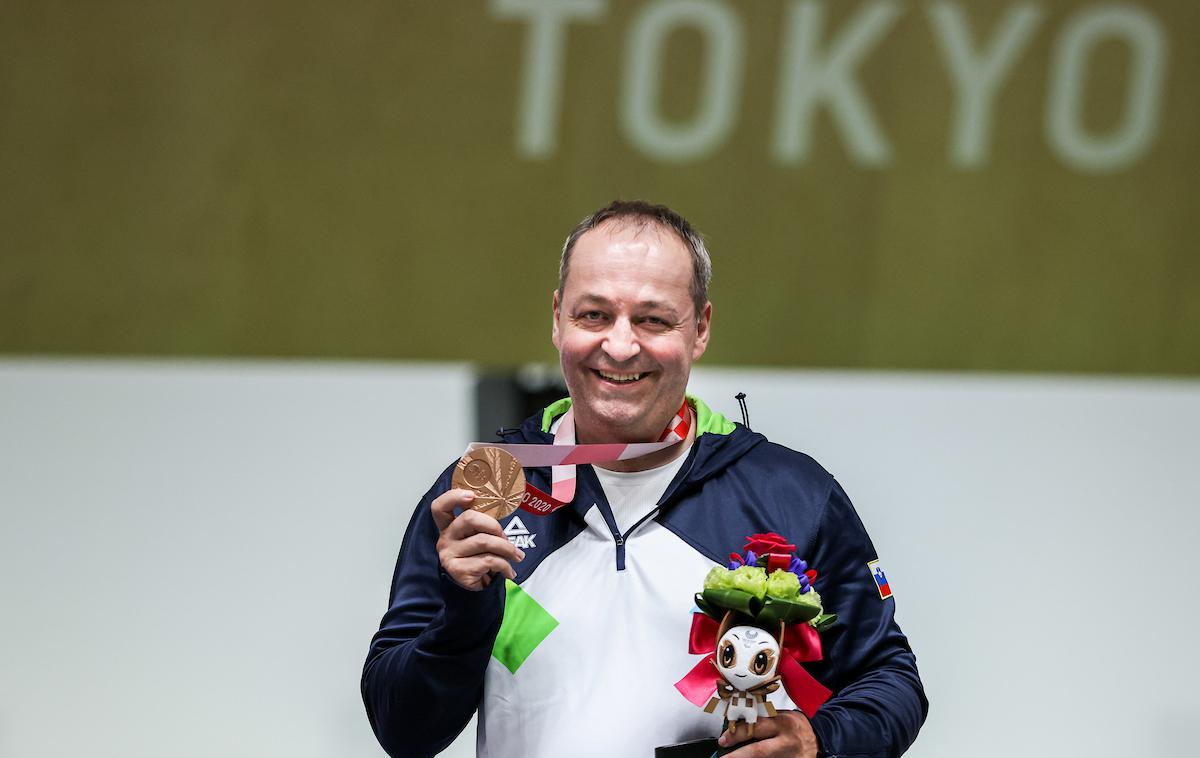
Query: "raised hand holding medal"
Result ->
[[430, 454, 527, 591]]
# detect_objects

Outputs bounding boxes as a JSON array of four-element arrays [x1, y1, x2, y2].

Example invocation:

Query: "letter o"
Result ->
[[1045, 5, 1167, 173], [620, 0, 744, 162]]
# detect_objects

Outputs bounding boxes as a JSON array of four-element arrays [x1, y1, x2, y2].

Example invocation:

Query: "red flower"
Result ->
[[744, 532, 796, 556]]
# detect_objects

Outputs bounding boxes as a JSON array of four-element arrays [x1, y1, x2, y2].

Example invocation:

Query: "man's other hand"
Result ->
[[431, 489, 525, 590], [717, 710, 819, 758]]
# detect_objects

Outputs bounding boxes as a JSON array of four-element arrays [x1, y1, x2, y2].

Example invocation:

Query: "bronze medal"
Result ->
[[452, 446, 526, 520]]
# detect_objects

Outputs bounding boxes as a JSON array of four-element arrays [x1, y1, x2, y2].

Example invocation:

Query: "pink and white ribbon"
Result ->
[[465, 400, 691, 515]]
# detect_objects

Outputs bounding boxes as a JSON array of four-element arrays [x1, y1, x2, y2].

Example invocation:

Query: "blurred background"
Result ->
[[1, 1, 1197, 756]]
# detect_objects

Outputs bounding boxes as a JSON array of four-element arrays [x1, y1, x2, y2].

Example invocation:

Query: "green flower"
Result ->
[[730, 565, 768, 599], [794, 588, 823, 614], [704, 566, 734, 590], [766, 569, 801, 600]]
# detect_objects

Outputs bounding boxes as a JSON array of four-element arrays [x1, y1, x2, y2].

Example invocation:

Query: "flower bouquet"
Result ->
[[674, 533, 837, 751]]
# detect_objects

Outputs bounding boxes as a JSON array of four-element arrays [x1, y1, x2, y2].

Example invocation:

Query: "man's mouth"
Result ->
[[592, 369, 648, 384]]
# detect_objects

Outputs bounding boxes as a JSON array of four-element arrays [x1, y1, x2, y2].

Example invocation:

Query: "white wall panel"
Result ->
[[0, 359, 474, 758]]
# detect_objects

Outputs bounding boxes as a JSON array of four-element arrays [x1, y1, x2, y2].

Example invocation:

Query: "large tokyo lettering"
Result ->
[[491, 0, 1168, 173]]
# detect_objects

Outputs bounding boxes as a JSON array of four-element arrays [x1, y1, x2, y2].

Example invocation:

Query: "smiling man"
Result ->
[[363, 201, 927, 758], [552, 209, 710, 465]]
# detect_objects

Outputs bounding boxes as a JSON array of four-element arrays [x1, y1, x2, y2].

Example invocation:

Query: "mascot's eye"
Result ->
[[751, 650, 774, 675], [719, 641, 736, 667]]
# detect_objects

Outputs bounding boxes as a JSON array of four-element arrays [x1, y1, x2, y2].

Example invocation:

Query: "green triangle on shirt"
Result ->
[[492, 580, 559, 674]]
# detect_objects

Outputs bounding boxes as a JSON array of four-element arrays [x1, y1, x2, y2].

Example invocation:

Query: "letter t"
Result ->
[[491, 0, 607, 159]]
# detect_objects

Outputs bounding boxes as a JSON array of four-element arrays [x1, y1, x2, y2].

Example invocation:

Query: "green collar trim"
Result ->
[[691, 395, 738, 435], [539, 394, 736, 436], [540, 397, 574, 432]]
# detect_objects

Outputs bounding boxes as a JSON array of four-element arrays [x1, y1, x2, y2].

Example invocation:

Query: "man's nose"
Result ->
[[601, 318, 640, 363]]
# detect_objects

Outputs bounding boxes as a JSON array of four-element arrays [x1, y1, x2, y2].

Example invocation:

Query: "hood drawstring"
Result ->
[[734, 392, 750, 429]]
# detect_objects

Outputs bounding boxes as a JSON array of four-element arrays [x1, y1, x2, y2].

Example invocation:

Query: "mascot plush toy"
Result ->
[[674, 533, 839, 752], [707, 620, 783, 737]]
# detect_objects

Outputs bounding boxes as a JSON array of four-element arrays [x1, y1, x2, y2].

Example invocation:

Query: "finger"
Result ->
[[446, 554, 518, 586], [442, 508, 508, 542], [430, 489, 477, 532], [443, 532, 525, 563], [718, 718, 781, 748], [720, 713, 812, 758], [761, 710, 808, 739], [717, 723, 741, 749], [486, 554, 519, 581], [742, 718, 782, 740], [720, 732, 790, 758], [720, 739, 771, 758], [720, 723, 744, 748]]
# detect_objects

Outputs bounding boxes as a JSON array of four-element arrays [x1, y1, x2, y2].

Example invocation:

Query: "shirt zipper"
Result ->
[[613, 448, 700, 570]]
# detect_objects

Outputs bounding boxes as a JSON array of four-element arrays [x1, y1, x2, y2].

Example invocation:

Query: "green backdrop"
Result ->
[[2, 1, 1197, 374]]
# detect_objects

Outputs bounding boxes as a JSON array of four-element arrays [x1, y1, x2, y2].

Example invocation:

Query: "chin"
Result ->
[[577, 399, 648, 437]]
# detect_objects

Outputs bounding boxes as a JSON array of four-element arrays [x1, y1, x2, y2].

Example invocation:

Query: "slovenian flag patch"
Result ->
[[868, 559, 892, 600]]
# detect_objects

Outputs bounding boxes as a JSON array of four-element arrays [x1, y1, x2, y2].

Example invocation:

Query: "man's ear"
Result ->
[[692, 301, 712, 360], [551, 289, 562, 350]]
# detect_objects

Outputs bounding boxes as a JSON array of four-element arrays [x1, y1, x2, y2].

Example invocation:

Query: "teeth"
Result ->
[[598, 370, 644, 383]]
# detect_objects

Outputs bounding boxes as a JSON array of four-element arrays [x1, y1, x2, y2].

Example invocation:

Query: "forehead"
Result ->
[[563, 219, 693, 304]]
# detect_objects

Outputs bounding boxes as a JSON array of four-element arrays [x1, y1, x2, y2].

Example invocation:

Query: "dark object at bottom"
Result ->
[[654, 737, 719, 758]]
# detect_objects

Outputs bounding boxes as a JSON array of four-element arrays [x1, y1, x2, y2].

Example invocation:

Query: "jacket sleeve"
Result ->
[[806, 480, 928, 758], [361, 466, 506, 758]]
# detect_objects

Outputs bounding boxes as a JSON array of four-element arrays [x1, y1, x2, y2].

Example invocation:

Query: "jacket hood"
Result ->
[[499, 394, 766, 491]]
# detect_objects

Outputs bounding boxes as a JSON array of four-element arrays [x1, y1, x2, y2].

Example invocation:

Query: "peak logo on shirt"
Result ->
[[503, 516, 537, 550]]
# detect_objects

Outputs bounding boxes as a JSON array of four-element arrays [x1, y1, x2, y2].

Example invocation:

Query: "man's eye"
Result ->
[[578, 311, 605, 321]]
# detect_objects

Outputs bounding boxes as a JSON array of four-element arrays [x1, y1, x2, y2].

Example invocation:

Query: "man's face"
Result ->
[[552, 219, 711, 443]]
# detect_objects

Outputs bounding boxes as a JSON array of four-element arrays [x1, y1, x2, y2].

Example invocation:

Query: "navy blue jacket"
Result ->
[[363, 401, 927, 757]]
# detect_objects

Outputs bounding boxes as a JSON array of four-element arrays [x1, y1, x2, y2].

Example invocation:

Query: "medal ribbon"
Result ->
[[465, 399, 691, 515]]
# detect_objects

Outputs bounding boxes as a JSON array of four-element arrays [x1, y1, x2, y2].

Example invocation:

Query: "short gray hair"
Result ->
[[557, 200, 712, 320]]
